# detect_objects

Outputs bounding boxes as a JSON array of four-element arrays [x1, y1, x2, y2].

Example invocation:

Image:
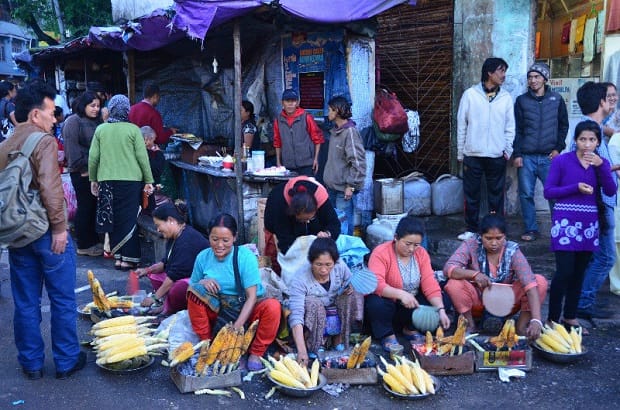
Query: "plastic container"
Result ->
[[373, 178, 404, 214], [431, 174, 463, 216], [402, 173, 431, 216], [366, 218, 396, 250], [252, 150, 265, 170], [376, 212, 408, 230]]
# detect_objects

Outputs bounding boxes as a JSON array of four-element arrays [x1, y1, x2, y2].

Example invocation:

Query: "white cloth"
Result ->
[[456, 83, 515, 160], [583, 17, 597, 64], [569, 19, 577, 54]]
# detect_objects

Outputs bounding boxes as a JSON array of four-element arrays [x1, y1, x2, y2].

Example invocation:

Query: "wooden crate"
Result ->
[[170, 366, 242, 393], [319, 351, 378, 385], [411, 347, 475, 376]]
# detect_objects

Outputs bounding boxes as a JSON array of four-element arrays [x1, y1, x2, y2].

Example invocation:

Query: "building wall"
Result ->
[[453, 0, 537, 216]]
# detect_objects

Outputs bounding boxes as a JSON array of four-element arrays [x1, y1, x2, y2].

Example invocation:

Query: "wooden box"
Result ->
[[319, 350, 378, 385], [411, 343, 475, 376], [170, 366, 242, 393]]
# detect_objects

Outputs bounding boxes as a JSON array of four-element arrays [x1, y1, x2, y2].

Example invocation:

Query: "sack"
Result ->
[[0, 132, 50, 248], [402, 110, 420, 153], [373, 87, 408, 134]]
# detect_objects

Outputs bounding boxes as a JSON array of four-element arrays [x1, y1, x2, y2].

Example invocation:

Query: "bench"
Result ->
[[137, 214, 167, 263]]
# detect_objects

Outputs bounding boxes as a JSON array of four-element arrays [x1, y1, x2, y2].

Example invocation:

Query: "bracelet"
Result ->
[[529, 318, 543, 328]]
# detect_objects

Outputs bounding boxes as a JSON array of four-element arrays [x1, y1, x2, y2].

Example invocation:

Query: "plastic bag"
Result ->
[[373, 87, 408, 134], [402, 110, 420, 153]]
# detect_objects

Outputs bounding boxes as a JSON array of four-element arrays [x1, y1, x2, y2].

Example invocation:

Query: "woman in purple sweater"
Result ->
[[544, 120, 616, 331]]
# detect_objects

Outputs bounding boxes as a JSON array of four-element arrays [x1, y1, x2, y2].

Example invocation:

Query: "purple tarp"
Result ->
[[87, 0, 416, 52]]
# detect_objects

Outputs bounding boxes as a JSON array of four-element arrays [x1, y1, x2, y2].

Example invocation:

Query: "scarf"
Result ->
[[107, 94, 130, 123], [476, 236, 519, 283]]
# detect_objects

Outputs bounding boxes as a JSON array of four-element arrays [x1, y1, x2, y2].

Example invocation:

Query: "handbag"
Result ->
[[373, 86, 408, 134]]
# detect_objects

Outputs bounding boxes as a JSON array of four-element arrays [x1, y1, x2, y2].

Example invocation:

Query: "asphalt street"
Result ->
[[1, 234, 619, 409]]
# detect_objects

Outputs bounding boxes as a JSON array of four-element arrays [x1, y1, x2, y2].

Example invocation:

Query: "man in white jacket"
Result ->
[[456, 57, 515, 240]]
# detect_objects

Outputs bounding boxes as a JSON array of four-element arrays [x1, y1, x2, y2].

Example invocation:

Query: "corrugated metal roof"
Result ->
[[0, 21, 32, 39]]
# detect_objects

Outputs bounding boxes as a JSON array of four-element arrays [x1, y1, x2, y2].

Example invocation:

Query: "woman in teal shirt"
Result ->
[[187, 213, 281, 371]]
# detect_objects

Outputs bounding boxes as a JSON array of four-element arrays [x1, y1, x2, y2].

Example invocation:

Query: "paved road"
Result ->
[[1, 242, 619, 409]]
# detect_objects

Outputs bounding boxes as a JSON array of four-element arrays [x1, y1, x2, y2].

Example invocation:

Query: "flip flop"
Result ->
[[520, 231, 538, 242], [247, 355, 264, 371]]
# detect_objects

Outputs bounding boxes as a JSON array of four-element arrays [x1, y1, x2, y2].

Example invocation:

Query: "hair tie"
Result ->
[[296, 185, 307, 193]]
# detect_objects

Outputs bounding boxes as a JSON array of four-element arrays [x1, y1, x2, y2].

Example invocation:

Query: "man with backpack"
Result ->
[[0, 79, 85, 380]]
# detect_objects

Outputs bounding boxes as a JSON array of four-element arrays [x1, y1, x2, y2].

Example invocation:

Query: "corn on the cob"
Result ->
[[310, 359, 320, 387], [169, 341, 196, 367], [92, 315, 154, 330], [195, 340, 212, 375], [377, 367, 409, 395], [269, 369, 306, 389], [425, 331, 433, 355], [96, 345, 148, 365], [241, 320, 259, 355], [282, 356, 311, 386], [539, 333, 570, 353], [435, 326, 444, 340], [452, 315, 468, 346], [570, 328, 582, 353], [505, 319, 516, 349], [92, 324, 153, 338], [355, 336, 372, 367], [206, 323, 232, 365], [380, 356, 416, 394], [409, 362, 426, 394], [268, 356, 294, 377], [346, 343, 360, 369]]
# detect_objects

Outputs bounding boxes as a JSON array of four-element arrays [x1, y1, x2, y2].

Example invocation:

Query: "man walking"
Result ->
[[456, 57, 515, 240], [0, 79, 85, 380], [574, 81, 616, 320], [513, 62, 569, 242], [129, 82, 177, 145]]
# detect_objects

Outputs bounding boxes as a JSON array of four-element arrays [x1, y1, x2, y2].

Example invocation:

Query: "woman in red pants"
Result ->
[[187, 213, 281, 371]]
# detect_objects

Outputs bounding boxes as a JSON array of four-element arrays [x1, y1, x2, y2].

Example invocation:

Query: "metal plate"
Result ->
[[382, 375, 440, 400], [531, 343, 588, 363], [96, 355, 155, 374], [482, 283, 515, 317], [267, 372, 327, 398]]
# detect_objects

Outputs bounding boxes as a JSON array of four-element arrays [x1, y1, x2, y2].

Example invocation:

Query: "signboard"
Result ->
[[549, 77, 597, 118], [282, 31, 345, 118]]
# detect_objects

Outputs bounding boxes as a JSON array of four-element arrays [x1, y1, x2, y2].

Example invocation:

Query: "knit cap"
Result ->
[[528, 62, 550, 81]]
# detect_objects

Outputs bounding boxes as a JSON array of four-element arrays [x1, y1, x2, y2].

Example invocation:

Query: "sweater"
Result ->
[[264, 177, 341, 254], [457, 83, 515, 160], [443, 238, 538, 292], [63, 114, 101, 174], [288, 259, 351, 327], [128, 101, 173, 145], [544, 151, 616, 251], [323, 120, 367, 192], [88, 122, 154, 183], [163, 225, 209, 281], [368, 241, 442, 300], [513, 86, 569, 157]]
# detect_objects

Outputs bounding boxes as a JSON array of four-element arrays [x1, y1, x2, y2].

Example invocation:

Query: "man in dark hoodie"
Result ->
[[273, 89, 324, 176], [513, 62, 569, 242]]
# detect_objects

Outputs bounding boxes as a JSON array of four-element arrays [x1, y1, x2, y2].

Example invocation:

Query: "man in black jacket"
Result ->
[[513, 62, 569, 242]]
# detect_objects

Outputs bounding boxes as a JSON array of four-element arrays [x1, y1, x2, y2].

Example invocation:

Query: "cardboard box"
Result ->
[[471, 337, 532, 371], [170, 366, 242, 393], [410, 343, 475, 375], [319, 350, 378, 385], [181, 143, 217, 165]]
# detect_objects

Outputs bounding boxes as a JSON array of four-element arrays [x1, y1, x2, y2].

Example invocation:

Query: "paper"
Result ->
[[498, 367, 526, 382]]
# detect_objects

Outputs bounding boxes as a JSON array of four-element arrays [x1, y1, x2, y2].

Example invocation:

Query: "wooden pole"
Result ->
[[233, 21, 245, 242], [125, 50, 135, 102]]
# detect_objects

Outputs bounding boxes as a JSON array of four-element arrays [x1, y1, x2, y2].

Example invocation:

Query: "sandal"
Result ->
[[114, 260, 122, 270], [120, 262, 138, 271], [381, 335, 399, 352], [402, 328, 421, 341], [247, 354, 264, 371], [520, 231, 538, 242], [561, 320, 590, 336]]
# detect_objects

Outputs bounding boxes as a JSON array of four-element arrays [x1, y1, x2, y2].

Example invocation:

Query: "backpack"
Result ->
[[0, 132, 50, 248], [0, 100, 14, 141]]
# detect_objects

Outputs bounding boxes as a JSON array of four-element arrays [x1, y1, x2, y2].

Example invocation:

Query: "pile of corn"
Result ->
[[263, 355, 321, 389], [422, 314, 469, 356], [87, 270, 135, 316], [170, 320, 259, 376], [378, 356, 436, 396], [346, 336, 372, 369], [91, 315, 167, 367], [535, 321, 582, 354]]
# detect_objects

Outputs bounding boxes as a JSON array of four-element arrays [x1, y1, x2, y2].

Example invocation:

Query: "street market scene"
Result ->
[[1, 0, 620, 408]]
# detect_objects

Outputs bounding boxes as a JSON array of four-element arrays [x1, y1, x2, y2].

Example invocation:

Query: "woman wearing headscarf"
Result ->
[[88, 95, 154, 270]]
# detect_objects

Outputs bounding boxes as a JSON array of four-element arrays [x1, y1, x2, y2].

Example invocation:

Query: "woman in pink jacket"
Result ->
[[366, 216, 450, 351]]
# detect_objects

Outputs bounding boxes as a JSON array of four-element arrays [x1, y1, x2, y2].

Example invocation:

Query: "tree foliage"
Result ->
[[8, 0, 112, 43]]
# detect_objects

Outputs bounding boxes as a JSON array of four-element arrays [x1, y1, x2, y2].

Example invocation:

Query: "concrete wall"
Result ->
[[452, 0, 539, 217], [111, 0, 174, 21]]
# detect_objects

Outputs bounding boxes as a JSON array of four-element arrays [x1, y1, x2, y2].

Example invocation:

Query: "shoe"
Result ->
[[520, 231, 538, 242], [120, 262, 138, 271], [576, 307, 613, 319], [56, 351, 86, 380], [77, 244, 103, 257], [381, 335, 399, 352], [247, 354, 264, 371], [23, 368, 43, 380], [114, 260, 122, 270], [457, 231, 476, 241]]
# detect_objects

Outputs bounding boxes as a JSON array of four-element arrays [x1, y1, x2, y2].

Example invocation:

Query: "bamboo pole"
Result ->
[[233, 21, 245, 242]]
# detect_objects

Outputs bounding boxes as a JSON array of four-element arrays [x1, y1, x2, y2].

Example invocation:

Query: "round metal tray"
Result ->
[[96, 355, 155, 374], [531, 343, 587, 363], [267, 372, 327, 398], [77, 303, 93, 317], [382, 375, 440, 400]]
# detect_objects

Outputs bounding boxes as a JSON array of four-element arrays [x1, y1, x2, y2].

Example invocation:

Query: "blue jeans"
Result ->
[[517, 154, 552, 233], [9, 230, 80, 372], [578, 204, 616, 310], [328, 188, 354, 235]]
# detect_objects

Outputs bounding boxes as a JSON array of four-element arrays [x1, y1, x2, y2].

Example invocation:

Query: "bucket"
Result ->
[[373, 178, 404, 215], [402, 172, 431, 216], [252, 150, 265, 170], [366, 218, 396, 250], [431, 174, 463, 216]]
